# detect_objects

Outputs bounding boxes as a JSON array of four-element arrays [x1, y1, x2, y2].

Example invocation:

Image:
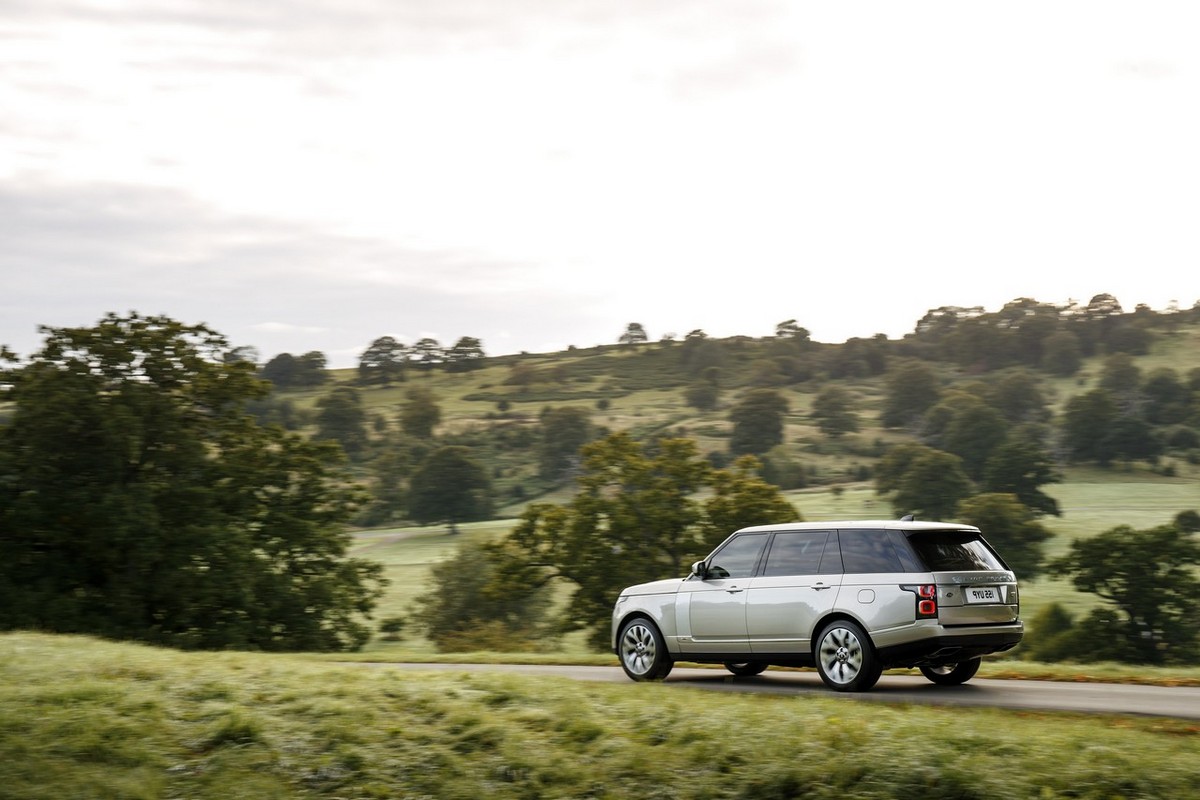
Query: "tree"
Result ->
[[774, 319, 810, 342], [0, 313, 385, 651], [699, 455, 799, 550], [618, 322, 649, 346], [444, 336, 486, 373], [684, 380, 719, 411], [881, 360, 941, 429], [1041, 330, 1082, 376], [260, 352, 299, 388], [987, 369, 1049, 424], [940, 399, 1009, 481], [1099, 353, 1142, 411], [1051, 521, 1200, 664], [729, 388, 788, 455], [508, 432, 795, 649], [981, 427, 1062, 516], [956, 493, 1053, 579], [875, 443, 972, 520], [358, 336, 408, 386], [412, 538, 552, 651], [412, 337, 443, 371], [537, 405, 594, 480], [1143, 367, 1190, 425], [295, 351, 329, 386], [1061, 389, 1118, 463], [401, 386, 442, 438], [408, 446, 492, 532], [315, 386, 369, 460], [811, 385, 861, 438]]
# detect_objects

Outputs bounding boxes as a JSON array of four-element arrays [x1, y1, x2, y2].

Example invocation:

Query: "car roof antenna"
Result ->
[[900, 514, 915, 521]]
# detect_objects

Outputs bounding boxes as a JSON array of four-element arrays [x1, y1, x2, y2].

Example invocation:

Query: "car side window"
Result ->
[[837, 529, 904, 573], [762, 531, 831, 576], [706, 533, 768, 579]]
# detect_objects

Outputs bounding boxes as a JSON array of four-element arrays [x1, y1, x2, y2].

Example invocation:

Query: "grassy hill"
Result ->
[[288, 322, 1200, 519]]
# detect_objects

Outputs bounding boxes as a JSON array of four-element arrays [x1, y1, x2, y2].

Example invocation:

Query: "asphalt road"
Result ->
[[368, 662, 1200, 720]]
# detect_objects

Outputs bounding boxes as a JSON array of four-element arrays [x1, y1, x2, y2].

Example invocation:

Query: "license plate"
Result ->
[[965, 586, 1002, 604]]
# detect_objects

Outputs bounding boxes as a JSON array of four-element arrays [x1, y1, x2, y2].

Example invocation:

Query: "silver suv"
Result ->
[[612, 520, 1023, 691]]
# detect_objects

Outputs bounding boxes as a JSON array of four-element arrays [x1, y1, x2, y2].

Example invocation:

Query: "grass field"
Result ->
[[3, 632, 1200, 800]]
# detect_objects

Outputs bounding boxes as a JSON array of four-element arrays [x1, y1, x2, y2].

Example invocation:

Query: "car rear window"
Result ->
[[904, 530, 1007, 571]]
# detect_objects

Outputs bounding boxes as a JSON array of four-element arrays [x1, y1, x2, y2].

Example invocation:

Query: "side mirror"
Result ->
[[691, 560, 708, 580]]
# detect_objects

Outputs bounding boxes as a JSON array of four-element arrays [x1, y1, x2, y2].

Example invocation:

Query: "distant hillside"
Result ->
[[259, 303, 1200, 525]]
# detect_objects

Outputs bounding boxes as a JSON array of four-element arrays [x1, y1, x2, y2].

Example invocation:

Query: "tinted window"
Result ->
[[838, 529, 904, 573], [887, 529, 925, 572], [707, 533, 768, 579], [763, 531, 830, 576], [905, 531, 1007, 571]]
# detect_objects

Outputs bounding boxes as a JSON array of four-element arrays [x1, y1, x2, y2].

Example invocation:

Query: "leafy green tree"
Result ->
[[0, 313, 385, 651], [412, 337, 443, 371], [956, 493, 1053, 578], [1061, 388, 1117, 463], [699, 455, 799, 550], [684, 380, 719, 411], [875, 443, 972, 520], [1176, 509, 1200, 533], [537, 405, 594, 480], [987, 369, 1050, 424], [981, 427, 1062, 516], [774, 319, 810, 341], [358, 336, 408, 386], [941, 398, 1009, 481], [1143, 367, 1190, 425], [1104, 415, 1163, 463], [881, 359, 941, 429], [401, 386, 442, 438], [1051, 521, 1200, 664], [315, 386, 369, 460], [618, 322, 649, 346], [1041, 330, 1082, 376], [412, 538, 552, 651], [408, 446, 492, 532], [444, 336, 486, 373], [729, 388, 788, 455], [1099, 353, 1142, 410], [508, 432, 794, 649], [811, 385, 861, 438], [261, 352, 299, 388]]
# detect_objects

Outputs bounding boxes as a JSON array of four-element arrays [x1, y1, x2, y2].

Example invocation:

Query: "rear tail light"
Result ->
[[902, 584, 938, 619]]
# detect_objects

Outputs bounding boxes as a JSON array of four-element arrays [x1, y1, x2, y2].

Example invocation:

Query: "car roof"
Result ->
[[734, 520, 981, 534]]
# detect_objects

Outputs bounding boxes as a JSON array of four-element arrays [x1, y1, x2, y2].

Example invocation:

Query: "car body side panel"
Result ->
[[836, 571, 926, 635], [745, 572, 842, 654], [676, 576, 749, 653]]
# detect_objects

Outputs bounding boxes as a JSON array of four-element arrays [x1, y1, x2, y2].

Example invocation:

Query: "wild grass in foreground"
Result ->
[[3, 633, 1199, 800]]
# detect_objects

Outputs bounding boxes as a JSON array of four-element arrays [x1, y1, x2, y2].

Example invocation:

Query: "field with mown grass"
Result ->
[[3, 632, 1200, 800]]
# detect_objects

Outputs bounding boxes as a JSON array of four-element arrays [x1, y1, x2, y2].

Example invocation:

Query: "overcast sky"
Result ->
[[3, 1, 1198, 368]]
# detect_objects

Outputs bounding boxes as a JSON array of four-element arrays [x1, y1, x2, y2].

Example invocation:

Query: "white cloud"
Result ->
[[1, 1, 1198, 367]]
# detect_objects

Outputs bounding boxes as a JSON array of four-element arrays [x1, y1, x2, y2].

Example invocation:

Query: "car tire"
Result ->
[[724, 661, 768, 677], [815, 620, 882, 692], [919, 658, 982, 686], [618, 618, 674, 681]]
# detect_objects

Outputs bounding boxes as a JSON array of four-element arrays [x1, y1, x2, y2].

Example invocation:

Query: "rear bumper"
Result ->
[[874, 622, 1024, 668]]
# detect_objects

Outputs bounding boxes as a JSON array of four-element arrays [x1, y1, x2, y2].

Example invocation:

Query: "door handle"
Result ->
[[725, 586, 743, 593], [813, 583, 832, 591]]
